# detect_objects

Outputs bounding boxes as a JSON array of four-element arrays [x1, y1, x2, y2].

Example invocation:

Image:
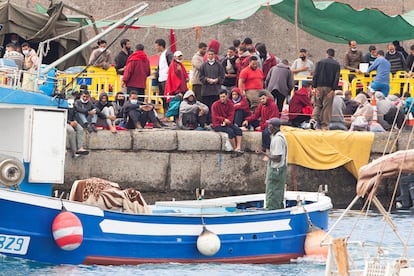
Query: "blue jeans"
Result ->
[[262, 128, 271, 151], [370, 81, 390, 97], [75, 112, 97, 127]]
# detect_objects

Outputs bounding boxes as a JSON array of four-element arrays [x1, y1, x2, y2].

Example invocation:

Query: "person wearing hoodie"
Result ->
[[203, 39, 221, 61], [122, 44, 151, 102], [242, 91, 279, 157], [95, 92, 117, 133], [265, 59, 295, 112], [375, 91, 405, 130], [231, 87, 250, 127], [211, 91, 243, 155], [178, 90, 209, 130], [288, 82, 313, 127], [350, 93, 373, 131]]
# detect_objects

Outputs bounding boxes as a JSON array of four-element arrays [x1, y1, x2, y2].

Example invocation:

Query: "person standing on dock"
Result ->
[[264, 118, 288, 210], [311, 48, 340, 130]]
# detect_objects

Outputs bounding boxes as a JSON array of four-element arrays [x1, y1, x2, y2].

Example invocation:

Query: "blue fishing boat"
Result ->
[[0, 2, 332, 266]]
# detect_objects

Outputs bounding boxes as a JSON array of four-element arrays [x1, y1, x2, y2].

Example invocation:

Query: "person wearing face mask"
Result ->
[[385, 43, 407, 74], [120, 90, 161, 129], [164, 51, 188, 105], [74, 90, 98, 133], [88, 39, 112, 70], [221, 46, 238, 94], [199, 49, 225, 124], [21, 42, 39, 71], [344, 40, 363, 73], [9, 33, 20, 46], [291, 48, 314, 77]]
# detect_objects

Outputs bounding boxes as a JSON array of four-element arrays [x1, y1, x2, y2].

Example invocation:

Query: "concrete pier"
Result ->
[[61, 128, 413, 208]]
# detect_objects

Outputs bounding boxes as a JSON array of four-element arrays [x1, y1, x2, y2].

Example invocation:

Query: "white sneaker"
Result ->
[[309, 119, 317, 130]]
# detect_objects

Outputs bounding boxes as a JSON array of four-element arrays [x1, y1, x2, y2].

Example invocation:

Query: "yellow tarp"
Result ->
[[281, 126, 374, 178]]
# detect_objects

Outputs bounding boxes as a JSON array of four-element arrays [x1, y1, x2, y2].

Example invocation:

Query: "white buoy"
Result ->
[[196, 226, 221, 256]]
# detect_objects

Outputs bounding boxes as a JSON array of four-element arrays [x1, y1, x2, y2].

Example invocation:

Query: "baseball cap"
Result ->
[[267, 118, 281, 127], [174, 51, 183, 57]]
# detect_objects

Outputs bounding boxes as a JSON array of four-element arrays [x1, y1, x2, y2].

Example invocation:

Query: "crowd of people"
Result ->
[[5, 33, 414, 209]]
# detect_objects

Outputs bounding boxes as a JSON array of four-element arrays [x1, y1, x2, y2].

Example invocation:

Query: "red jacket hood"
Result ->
[[127, 50, 148, 62]]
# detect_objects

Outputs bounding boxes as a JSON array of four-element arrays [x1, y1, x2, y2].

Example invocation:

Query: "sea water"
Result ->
[[1, 210, 413, 276]]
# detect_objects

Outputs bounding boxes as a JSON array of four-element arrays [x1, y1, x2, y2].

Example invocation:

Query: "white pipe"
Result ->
[[41, 2, 148, 74]]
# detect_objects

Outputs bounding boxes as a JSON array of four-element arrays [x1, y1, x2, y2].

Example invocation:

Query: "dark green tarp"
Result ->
[[133, 0, 414, 44]]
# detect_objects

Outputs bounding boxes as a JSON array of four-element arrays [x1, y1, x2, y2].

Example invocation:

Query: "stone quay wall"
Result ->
[[62, 129, 414, 208]]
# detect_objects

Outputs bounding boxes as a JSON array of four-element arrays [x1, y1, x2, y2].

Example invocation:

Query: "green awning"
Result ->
[[134, 0, 414, 44]]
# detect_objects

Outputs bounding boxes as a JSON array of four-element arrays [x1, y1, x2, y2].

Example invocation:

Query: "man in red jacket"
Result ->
[[212, 91, 243, 155], [242, 91, 279, 160], [122, 44, 151, 102]]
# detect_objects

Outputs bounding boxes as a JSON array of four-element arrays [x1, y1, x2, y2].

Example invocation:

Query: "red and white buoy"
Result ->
[[52, 211, 83, 251]]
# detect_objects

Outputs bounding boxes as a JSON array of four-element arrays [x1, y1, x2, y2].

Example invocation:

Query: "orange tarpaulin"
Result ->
[[282, 126, 374, 178]]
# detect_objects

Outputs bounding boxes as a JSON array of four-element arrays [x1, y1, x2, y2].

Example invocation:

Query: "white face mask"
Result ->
[[351, 48, 357, 52], [130, 99, 138, 105], [99, 48, 106, 52], [11, 40, 18, 44], [23, 50, 29, 55], [80, 98, 88, 104]]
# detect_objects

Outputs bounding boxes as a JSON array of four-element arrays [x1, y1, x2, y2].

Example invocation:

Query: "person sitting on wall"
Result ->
[[74, 90, 98, 133], [120, 90, 161, 129], [95, 92, 117, 133], [242, 91, 279, 160], [113, 92, 126, 126], [211, 90, 243, 156], [177, 90, 209, 130], [67, 100, 89, 159], [231, 87, 251, 128], [288, 82, 313, 128]]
